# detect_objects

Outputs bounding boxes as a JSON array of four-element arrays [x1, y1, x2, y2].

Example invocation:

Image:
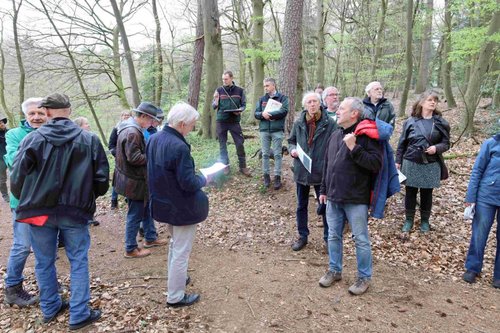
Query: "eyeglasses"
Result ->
[[326, 93, 339, 97]]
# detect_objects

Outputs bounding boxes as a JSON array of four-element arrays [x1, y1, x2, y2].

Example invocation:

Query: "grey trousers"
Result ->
[[166, 224, 197, 303]]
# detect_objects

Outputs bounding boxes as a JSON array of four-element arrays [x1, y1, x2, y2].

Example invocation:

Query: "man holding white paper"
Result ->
[[254, 77, 289, 189]]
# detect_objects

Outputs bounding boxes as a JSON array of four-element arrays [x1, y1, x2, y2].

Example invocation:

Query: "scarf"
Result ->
[[306, 111, 321, 147]]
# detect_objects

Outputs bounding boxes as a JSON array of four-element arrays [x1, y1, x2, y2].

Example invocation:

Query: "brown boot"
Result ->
[[239, 167, 252, 177], [124, 247, 151, 259], [273, 175, 282, 190]]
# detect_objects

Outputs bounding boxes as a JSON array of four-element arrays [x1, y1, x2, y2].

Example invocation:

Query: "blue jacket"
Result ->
[[465, 134, 500, 206], [146, 126, 209, 226], [370, 119, 400, 218]]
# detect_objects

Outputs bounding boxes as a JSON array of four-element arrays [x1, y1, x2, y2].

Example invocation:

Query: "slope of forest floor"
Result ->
[[0, 103, 498, 332]]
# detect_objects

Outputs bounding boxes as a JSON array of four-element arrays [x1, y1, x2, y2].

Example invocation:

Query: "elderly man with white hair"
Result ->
[[3, 97, 47, 307], [362, 81, 395, 127], [288, 92, 336, 251], [322, 86, 341, 121], [147, 102, 211, 308]]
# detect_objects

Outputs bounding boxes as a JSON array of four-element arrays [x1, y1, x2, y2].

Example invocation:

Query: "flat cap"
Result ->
[[0, 116, 7, 124], [38, 93, 71, 109]]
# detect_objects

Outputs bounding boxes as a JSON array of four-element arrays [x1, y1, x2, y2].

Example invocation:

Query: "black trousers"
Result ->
[[405, 186, 433, 213], [216, 122, 246, 168]]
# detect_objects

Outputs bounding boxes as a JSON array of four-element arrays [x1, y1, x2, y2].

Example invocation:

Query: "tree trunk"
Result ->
[[201, 0, 223, 139], [12, 0, 25, 115], [462, 10, 500, 135], [110, 0, 141, 107], [315, 0, 325, 85], [39, 0, 106, 143], [152, 0, 163, 107], [251, 0, 264, 114], [269, 0, 282, 47], [399, 0, 414, 117], [415, 0, 433, 94], [442, 0, 456, 108], [112, 26, 130, 109], [279, 0, 304, 133], [0, 19, 13, 125], [187, 0, 204, 110], [371, 0, 387, 77]]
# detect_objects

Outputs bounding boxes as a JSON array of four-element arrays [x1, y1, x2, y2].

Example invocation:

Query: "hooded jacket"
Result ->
[[363, 96, 396, 127], [113, 117, 148, 200], [10, 118, 109, 221]]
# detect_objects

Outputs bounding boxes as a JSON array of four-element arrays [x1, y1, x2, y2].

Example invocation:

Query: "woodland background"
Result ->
[[0, 0, 498, 142]]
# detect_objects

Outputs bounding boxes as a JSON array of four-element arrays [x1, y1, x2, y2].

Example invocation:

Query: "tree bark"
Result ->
[[315, 0, 325, 85], [201, 0, 223, 139], [112, 26, 130, 109], [371, 0, 387, 77], [462, 10, 500, 135], [0, 19, 12, 124], [279, 0, 305, 133], [187, 0, 204, 110], [12, 0, 25, 114], [399, 0, 414, 117], [442, 0, 456, 108], [251, 0, 264, 114], [152, 0, 163, 107], [109, 0, 141, 107], [415, 0, 433, 93]]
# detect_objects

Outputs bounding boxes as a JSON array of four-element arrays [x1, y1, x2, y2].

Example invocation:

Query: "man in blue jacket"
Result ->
[[254, 78, 289, 189], [10, 93, 109, 330]]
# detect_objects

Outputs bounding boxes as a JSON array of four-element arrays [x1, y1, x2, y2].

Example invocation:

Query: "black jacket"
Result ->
[[363, 97, 396, 127], [0, 128, 7, 158], [108, 126, 118, 157], [10, 118, 109, 221], [396, 115, 450, 164], [320, 122, 383, 205]]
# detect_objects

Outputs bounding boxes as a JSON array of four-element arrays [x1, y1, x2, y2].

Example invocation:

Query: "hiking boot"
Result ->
[[291, 237, 307, 251], [43, 300, 69, 323], [111, 200, 118, 210], [319, 270, 342, 288], [69, 309, 101, 330], [263, 174, 271, 188], [167, 293, 200, 308], [348, 278, 371, 295], [239, 167, 252, 177], [4, 283, 39, 307], [420, 210, 431, 232], [462, 270, 478, 284], [401, 210, 415, 233], [124, 247, 151, 259], [144, 238, 168, 248], [273, 175, 282, 190]]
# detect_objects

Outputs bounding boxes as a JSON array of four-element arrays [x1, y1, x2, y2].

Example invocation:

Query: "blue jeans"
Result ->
[[126, 199, 157, 252], [111, 187, 118, 201], [260, 131, 284, 176], [296, 183, 328, 242], [30, 215, 91, 325], [5, 210, 33, 287], [465, 201, 500, 280], [326, 201, 372, 279]]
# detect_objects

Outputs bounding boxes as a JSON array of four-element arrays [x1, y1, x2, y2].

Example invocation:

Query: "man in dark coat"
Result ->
[[113, 102, 167, 259], [362, 81, 395, 127], [0, 116, 8, 202], [319, 97, 383, 296], [147, 102, 210, 308], [10, 93, 109, 329]]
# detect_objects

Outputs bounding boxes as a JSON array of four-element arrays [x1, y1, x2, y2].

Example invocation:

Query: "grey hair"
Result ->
[[264, 77, 276, 86], [121, 110, 132, 117], [167, 102, 200, 127], [301, 92, 321, 108], [365, 81, 382, 95], [322, 86, 338, 101], [21, 97, 43, 116], [344, 97, 364, 119], [73, 116, 88, 128]]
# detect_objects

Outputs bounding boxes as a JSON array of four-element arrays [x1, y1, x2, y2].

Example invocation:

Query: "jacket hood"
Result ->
[[117, 117, 142, 134], [37, 118, 83, 147], [363, 96, 387, 106]]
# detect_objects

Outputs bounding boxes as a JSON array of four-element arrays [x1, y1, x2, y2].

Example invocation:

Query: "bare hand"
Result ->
[[234, 111, 242, 116], [465, 202, 473, 207], [343, 133, 356, 151], [319, 194, 327, 204], [291, 149, 298, 158], [425, 145, 437, 155], [395, 163, 401, 170], [262, 111, 271, 120]]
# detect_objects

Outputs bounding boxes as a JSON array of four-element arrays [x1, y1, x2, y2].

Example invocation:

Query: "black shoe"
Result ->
[[167, 293, 200, 308], [493, 279, 500, 289], [89, 220, 100, 226], [139, 227, 145, 238], [291, 237, 307, 251], [273, 175, 282, 190], [263, 174, 271, 188], [111, 200, 118, 209], [43, 300, 69, 323], [463, 270, 478, 284], [69, 309, 102, 330]]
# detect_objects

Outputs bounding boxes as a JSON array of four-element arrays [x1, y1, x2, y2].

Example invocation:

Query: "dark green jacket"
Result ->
[[254, 92, 289, 132], [212, 84, 246, 123], [288, 110, 336, 186], [363, 97, 396, 127]]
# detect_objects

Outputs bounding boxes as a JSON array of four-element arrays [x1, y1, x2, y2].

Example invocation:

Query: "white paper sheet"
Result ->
[[296, 143, 312, 173], [397, 169, 407, 183], [200, 162, 228, 179]]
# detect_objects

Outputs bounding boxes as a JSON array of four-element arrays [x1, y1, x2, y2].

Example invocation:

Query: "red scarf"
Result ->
[[306, 112, 321, 147]]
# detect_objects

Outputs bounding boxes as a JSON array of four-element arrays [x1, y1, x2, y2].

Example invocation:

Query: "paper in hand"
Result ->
[[200, 162, 228, 179]]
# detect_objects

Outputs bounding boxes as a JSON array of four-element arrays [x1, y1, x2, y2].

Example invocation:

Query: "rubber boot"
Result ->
[[420, 210, 431, 232], [263, 174, 271, 188], [401, 210, 415, 232], [273, 175, 282, 190]]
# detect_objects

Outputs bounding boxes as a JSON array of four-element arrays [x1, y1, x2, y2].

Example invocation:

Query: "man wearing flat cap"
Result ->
[[10, 93, 109, 329], [113, 102, 168, 259], [0, 115, 8, 202]]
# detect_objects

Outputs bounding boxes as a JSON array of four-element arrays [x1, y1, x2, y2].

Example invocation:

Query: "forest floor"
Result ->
[[0, 103, 499, 332]]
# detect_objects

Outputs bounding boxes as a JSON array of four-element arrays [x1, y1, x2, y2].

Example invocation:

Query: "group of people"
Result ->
[[0, 73, 498, 330]]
